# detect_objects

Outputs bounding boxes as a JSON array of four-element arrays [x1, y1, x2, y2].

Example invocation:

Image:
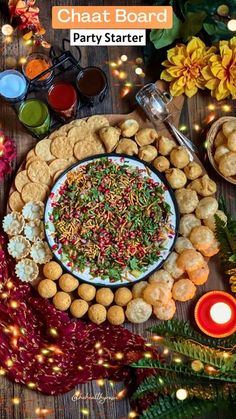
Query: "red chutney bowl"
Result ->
[[194, 291, 236, 338]]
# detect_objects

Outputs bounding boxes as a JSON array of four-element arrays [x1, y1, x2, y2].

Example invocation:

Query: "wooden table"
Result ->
[[0, 1, 235, 418]]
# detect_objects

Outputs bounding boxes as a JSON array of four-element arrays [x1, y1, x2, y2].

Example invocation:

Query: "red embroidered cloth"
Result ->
[[0, 231, 149, 395]]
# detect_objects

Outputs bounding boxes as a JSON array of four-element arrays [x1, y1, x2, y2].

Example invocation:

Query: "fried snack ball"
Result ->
[[143, 283, 172, 305], [195, 197, 218, 219], [53, 291, 71, 311], [96, 288, 114, 307], [222, 120, 236, 137], [175, 237, 194, 254], [189, 226, 215, 251], [138, 145, 158, 162], [118, 119, 139, 137], [214, 145, 230, 164], [38, 279, 57, 298], [219, 152, 236, 177], [125, 298, 152, 323], [203, 210, 227, 232], [214, 130, 227, 147], [227, 131, 236, 151], [148, 269, 174, 289], [132, 281, 148, 298], [70, 299, 89, 318], [116, 138, 138, 155], [200, 239, 219, 257], [177, 249, 205, 272], [165, 168, 187, 189], [107, 305, 125, 325], [158, 136, 176, 156], [175, 188, 199, 214], [78, 284, 96, 302], [115, 287, 132, 306], [170, 146, 190, 169], [172, 278, 196, 301], [135, 128, 158, 146], [59, 274, 79, 292], [152, 156, 170, 172], [187, 175, 217, 197], [179, 214, 201, 237], [163, 252, 184, 279], [188, 262, 209, 285], [153, 299, 176, 321], [88, 304, 107, 325], [43, 261, 63, 280], [184, 161, 203, 180], [99, 126, 121, 152]]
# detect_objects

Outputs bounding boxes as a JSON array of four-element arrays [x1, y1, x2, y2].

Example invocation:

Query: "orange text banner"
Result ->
[[52, 6, 173, 29]]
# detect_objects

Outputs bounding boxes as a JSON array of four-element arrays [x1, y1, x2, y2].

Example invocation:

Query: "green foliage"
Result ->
[[215, 197, 236, 276], [149, 0, 236, 52], [131, 320, 236, 418], [149, 319, 236, 348], [140, 395, 233, 419]]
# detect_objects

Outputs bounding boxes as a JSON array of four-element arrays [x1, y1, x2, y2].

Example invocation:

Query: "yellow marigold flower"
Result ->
[[161, 37, 216, 98], [202, 37, 236, 101]]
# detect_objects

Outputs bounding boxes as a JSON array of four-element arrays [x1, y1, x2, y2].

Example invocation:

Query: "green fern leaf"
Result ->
[[131, 359, 236, 382], [161, 338, 236, 371], [148, 319, 236, 349], [140, 396, 220, 419]]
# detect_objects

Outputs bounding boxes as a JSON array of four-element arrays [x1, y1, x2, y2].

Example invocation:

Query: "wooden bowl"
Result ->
[[206, 116, 236, 185]]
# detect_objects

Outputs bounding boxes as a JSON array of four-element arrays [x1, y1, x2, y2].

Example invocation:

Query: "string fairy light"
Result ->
[[228, 19, 236, 31], [128, 411, 138, 418], [12, 397, 21, 405], [96, 379, 105, 386], [80, 408, 89, 416], [222, 104, 231, 112], [176, 388, 188, 400], [1, 24, 14, 36]]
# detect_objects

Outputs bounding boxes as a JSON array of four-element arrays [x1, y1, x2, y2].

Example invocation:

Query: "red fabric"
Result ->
[[0, 230, 150, 395]]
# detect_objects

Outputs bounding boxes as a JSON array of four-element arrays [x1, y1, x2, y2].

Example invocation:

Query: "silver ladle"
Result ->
[[136, 84, 198, 160]]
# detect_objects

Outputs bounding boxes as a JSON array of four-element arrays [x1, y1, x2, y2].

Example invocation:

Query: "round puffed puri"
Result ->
[[125, 298, 152, 323], [172, 279, 196, 302], [43, 261, 63, 280], [78, 284, 96, 302], [38, 279, 57, 299], [132, 281, 148, 298], [153, 299, 176, 321], [53, 292, 71, 311], [176, 249, 205, 272], [143, 283, 172, 305], [70, 299, 89, 318], [107, 305, 125, 325], [59, 274, 79, 292], [96, 288, 114, 306], [88, 304, 107, 325], [114, 287, 132, 307]]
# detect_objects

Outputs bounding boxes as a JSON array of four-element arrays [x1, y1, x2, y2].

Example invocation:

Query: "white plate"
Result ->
[[44, 154, 179, 287]]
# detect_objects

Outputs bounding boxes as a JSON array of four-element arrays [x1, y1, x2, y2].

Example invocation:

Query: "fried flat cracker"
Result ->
[[67, 123, 90, 146], [26, 148, 37, 161], [35, 139, 54, 161], [21, 183, 48, 203], [27, 160, 51, 186], [74, 138, 105, 160], [15, 170, 31, 193], [53, 170, 64, 183], [50, 136, 73, 159], [86, 115, 109, 133], [48, 159, 70, 177], [9, 191, 25, 212]]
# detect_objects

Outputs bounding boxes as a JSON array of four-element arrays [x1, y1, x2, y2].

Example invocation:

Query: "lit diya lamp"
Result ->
[[194, 291, 236, 338]]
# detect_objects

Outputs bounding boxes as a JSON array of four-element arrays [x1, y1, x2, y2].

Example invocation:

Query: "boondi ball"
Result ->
[[107, 305, 125, 325], [53, 291, 71, 311], [70, 299, 89, 318], [114, 287, 132, 306], [96, 288, 114, 306], [88, 304, 107, 325], [38, 279, 57, 298], [78, 284, 96, 301], [43, 261, 62, 280], [59, 274, 79, 292]]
